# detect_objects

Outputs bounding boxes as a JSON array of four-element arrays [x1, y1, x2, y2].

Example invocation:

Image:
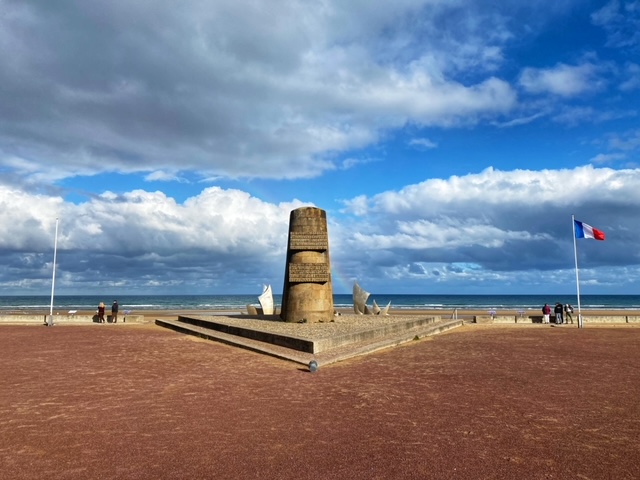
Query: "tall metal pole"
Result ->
[[48, 217, 59, 327], [572, 214, 583, 329]]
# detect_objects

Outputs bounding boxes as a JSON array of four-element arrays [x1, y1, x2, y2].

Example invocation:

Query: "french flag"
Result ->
[[574, 220, 606, 241]]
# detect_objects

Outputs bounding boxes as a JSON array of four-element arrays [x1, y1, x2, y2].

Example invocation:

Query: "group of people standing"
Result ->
[[97, 300, 119, 323], [542, 303, 574, 324]]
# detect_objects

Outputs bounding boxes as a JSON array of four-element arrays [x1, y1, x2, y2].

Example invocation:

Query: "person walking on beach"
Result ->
[[98, 302, 106, 323], [554, 303, 563, 324], [112, 300, 119, 323], [564, 304, 573, 324], [542, 303, 551, 324]]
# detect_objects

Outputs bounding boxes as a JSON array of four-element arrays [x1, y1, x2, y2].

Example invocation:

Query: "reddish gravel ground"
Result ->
[[1, 324, 639, 480]]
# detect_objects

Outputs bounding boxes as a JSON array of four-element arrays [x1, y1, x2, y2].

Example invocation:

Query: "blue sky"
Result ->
[[1, 0, 640, 296]]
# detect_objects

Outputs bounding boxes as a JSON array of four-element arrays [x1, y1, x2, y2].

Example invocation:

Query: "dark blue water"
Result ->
[[1, 294, 638, 313]]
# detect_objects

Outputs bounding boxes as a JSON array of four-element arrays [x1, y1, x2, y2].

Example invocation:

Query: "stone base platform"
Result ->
[[155, 314, 463, 367]]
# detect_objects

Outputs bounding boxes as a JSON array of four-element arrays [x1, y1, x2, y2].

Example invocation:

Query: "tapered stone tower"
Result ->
[[280, 207, 334, 323]]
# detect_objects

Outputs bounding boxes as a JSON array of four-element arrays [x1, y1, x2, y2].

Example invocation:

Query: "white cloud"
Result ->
[[608, 129, 640, 151], [144, 171, 188, 183], [341, 194, 369, 216], [0, 184, 306, 292], [493, 111, 548, 128], [0, 0, 520, 184], [352, 165, 640, 215], [590, 153, 627, 164], [2, 1, 640, 295], [352, 220, 547, 251], [4, 165, 640, 294], [332, 165, 640, 292], [519, 62, 604, 97], [409, 138, 438, 149], [339, 156, 379, 170]]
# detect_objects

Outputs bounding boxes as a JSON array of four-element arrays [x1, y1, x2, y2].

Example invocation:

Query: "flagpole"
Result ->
[[48, 217, 59, 327], [572, 214, 583, 329]]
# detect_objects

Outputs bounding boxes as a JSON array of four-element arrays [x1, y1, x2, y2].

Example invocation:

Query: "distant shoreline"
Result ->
[[2, 293, 640, 313], [9, 307, 633, 320]]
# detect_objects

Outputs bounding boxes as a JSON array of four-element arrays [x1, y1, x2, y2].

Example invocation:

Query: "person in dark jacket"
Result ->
[[112, 300, 119, 323], [554, 303, 564, 324]]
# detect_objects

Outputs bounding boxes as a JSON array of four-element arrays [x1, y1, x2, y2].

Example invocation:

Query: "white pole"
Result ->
[[48, 217, 59, 326], [572, 215, 583, 329]]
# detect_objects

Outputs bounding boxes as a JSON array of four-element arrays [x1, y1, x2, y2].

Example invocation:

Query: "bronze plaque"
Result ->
[[289, 232, 328, 251], [288, 263, 330, 283]]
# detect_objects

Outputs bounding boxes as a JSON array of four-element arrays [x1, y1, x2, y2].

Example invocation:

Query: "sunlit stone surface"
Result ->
[[280, 207, 334, 323]]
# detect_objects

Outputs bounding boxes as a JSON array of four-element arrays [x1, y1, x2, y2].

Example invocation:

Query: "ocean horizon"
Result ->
[[1, 294, 640, 313]]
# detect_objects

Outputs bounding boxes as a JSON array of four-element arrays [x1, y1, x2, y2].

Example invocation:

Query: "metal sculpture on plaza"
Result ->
[[353, 282, 390, 315]]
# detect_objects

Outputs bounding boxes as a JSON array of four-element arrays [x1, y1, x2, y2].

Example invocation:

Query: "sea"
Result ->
[[1, 294, 639, 314]]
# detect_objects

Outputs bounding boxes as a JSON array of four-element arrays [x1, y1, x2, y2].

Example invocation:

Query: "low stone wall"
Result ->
[[492, 315, 520, 324], [475, 315, 534, 324], [474, 315, 638, 324], [0, 314, 145, 324]]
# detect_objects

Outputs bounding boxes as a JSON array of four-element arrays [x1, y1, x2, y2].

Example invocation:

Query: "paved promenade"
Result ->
[[1, 323, 639, 479]]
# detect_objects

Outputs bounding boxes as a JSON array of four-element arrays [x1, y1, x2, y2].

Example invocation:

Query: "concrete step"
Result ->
[[155, 317, 463, 368]]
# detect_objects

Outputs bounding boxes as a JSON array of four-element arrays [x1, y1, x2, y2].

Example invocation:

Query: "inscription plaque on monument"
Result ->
[[280, 207, 334, 323], [288, 263, 330, 283], [289, 232, 328, 251]]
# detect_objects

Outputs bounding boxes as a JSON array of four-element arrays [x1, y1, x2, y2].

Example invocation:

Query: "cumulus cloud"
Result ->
[[0, 184, 305, 293], [3, 165, 640, 294], [336, 165, 640, 292], [1, 1, 639, 295], [519, 63, 604, 97], [0, 0, 520, 184], [345, 166, 640, 217]]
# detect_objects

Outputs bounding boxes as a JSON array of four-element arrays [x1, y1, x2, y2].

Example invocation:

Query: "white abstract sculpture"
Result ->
[[353, 282, 370, 315], [258, 284, 274, 315], [373, 299, 391, 316], [353, 282, 390, 315]]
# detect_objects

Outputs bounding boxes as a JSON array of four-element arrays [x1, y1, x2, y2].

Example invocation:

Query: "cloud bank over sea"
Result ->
[[1, 1, 639, 294], [2, 166, 640, 294]]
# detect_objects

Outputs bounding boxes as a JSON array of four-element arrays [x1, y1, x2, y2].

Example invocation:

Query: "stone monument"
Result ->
[[280, 207, 334, 323]]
